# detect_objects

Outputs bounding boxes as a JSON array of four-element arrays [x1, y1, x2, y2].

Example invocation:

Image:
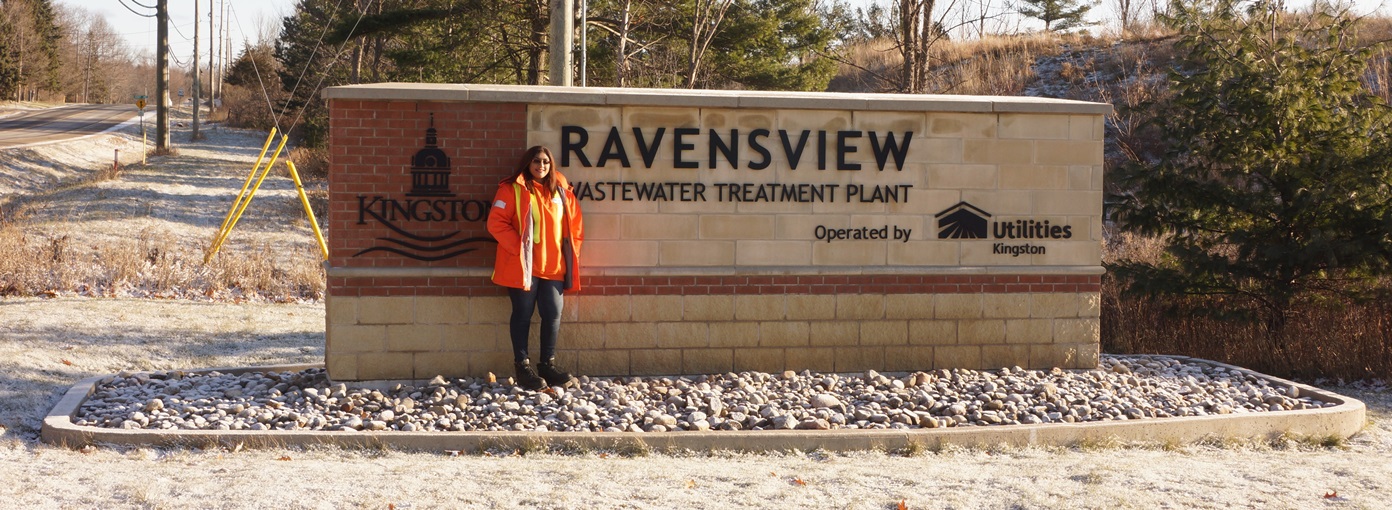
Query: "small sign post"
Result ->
[[134, 95, 148, 165]]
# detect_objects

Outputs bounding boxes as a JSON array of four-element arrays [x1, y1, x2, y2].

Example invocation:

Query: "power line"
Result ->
[[127, 0, 158, 9], [170, 17, 195, 40], [118, 0, 157, 18]]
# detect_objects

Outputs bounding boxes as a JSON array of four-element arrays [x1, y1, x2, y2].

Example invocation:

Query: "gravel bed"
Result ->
[[74, 355, 1334, 433]]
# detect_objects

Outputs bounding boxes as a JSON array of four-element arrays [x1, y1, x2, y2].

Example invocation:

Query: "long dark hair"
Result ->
[[511, 145, 561, 196]]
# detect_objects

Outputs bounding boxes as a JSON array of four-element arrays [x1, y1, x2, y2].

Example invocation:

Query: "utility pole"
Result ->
[[192, 0, 201, 141], [156, 0, 171, 152], [548, 0, 574, 86], [208, 0, 216, 117]]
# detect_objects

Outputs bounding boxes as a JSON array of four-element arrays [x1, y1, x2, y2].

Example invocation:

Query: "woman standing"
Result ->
[[487, 146, 584, 390]]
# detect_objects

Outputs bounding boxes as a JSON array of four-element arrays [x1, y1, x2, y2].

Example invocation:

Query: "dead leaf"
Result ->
[[445, 450, 461, 457], [770, 471, 777, 477], [598, 453, 610, 459], [486, 372, 497, 383], [898, 499, 908, 510], [1324, 491, 1339, 499], [791, 477, 806, 487], [389, 504, 396, 510], [79, 445, 95, 454], [60, 359, 73, 366], [62, 346, 75, 351], [685, 480, 696, 489], [277, 456, 292, 461]]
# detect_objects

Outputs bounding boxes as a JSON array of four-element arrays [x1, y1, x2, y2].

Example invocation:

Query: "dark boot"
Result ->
[[537, 358, 577, 388], [513, 360, 546, 391]]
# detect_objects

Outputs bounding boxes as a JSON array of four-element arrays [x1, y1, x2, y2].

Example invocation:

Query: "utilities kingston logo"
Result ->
[[935, 201, 1074, 257]]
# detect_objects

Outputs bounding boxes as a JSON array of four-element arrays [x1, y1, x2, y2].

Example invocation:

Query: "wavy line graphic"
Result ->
[[375, 236, 496, 253], [352, 236, 496, 262], [351, 246, 481, 262]]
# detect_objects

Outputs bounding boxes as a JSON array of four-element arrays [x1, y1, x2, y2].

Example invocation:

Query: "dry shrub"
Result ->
[[222, 84, 287, 132], [288, 146, 329, 183]]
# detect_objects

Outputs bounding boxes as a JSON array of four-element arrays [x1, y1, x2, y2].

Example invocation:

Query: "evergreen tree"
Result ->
[[1109, 0, 1392, 368], [0, 11, 19, 98], [702, 0, 840, 90], [1016, 0, 1094, 32]]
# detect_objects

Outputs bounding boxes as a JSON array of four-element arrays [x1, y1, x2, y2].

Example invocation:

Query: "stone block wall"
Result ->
[[323, 85, 1108, 381]]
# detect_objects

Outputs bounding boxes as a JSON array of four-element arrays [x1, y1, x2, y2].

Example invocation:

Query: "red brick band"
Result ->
[[328, 274, 1101, 297]]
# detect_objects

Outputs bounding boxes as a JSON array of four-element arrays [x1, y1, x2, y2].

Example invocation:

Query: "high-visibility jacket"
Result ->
[[487, 172, 584, 291]]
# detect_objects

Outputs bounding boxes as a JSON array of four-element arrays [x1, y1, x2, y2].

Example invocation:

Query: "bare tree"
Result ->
[[684, 0, 734, 88]]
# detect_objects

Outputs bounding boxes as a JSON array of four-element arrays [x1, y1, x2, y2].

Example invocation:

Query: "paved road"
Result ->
[[0, 104, 140, 149]]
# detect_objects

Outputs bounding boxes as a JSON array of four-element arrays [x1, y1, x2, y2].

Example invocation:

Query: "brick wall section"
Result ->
[[328, 100, 526, 269], [327, 274, 1101, 297]]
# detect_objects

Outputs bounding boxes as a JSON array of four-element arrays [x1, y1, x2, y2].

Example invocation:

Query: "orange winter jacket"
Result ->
[[487, 172, 584, 291]]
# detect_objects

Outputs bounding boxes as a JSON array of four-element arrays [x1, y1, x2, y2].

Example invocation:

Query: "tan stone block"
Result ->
[[904, 138, 964, 164], [1036, 140, 1103, 165], [468, 296, 511, 325], [658, 321, 709, 348], [888, 241, 960, 266], [737, 240, 812, 266], [926, 112, 997, 138], [578, 350, 632, 376], [964, 139, 1033, 165], [415, 297, 469, 325], [531, 105, 622, 132], [565, 323, 608, 350], [983, 294, 1030, 319], [700, 214, 774, 239], [709, 322, 760, 348], [760, 321, 810, 347], [1092, 165, 1105, 190], [927, 164, 998, 189], [684, 295, 735, 321], [959, 190, 1035, 216], [834, 347, 884, 372], [326, 295, 357, 326], [1031, 293, 1082, 318], [775, 109, 852, 132], [579, 295, 631, 322], [999, 113, 1071, 140], [624, 106, 700, 129], [582, 240, 659, 267], [358, 297, 414, 325], [623, 214, 698, 239], [441, 324, 500, 351], [1030, 241, 1102, 267], [329, 324, 386, 353], [357, 352, 414, 380], [885, 294, 933, 319], [981, 345, 1030, 369], [787, 295, 835, 320], [468, 351, 512, 377], [583, 214, 621, 240], [777, 214, 844, 240], [812, 242, 887, 265], [959, 319, 1006, 344], [1067, 165, 1092, 190], [733, 348, 787, 373], [326, 353, 358, 381], [659, 241, 735, 266], [909, 320, 958, 345], [1079, 293, 1101, 318], [837, 294, 885, 320], [889, 188, 959, 216], [934, 345, 982, 370], [1005, 319, 1054, 344], [883, 346, 935, 372], [631, 349, 683, 376], [860, 320, 908, 345], [605, 322, 658, 349], [682, 348, 734, 374], [999, 165, 1067, 190], [735, 295, 785, 321], [1034, 190, 1102, 216], [386, 325, 444, 352], [1072, 342, 1101, 369], [786, 347, 836, 372], [413, 352, 471, 379], [1069, 115, 1104, 141], [810, 321, 858, 346], [703, 109, 777, 131], [935, 294, 983, 319], [853, 111, 927, 133], [631, 295, 684, 322], [1029, 344, 1078, 370], [1054, 318, 1100, 343]]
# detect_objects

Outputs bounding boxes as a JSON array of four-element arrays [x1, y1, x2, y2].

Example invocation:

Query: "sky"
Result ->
[[89, 0, 1390, 73]]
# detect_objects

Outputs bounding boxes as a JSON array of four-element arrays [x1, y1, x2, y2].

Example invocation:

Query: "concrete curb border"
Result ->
[[42, 357, 1367, 452]]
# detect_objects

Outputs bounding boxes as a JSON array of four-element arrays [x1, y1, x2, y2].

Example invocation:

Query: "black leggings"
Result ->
[[507, 277, 564, 363]]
